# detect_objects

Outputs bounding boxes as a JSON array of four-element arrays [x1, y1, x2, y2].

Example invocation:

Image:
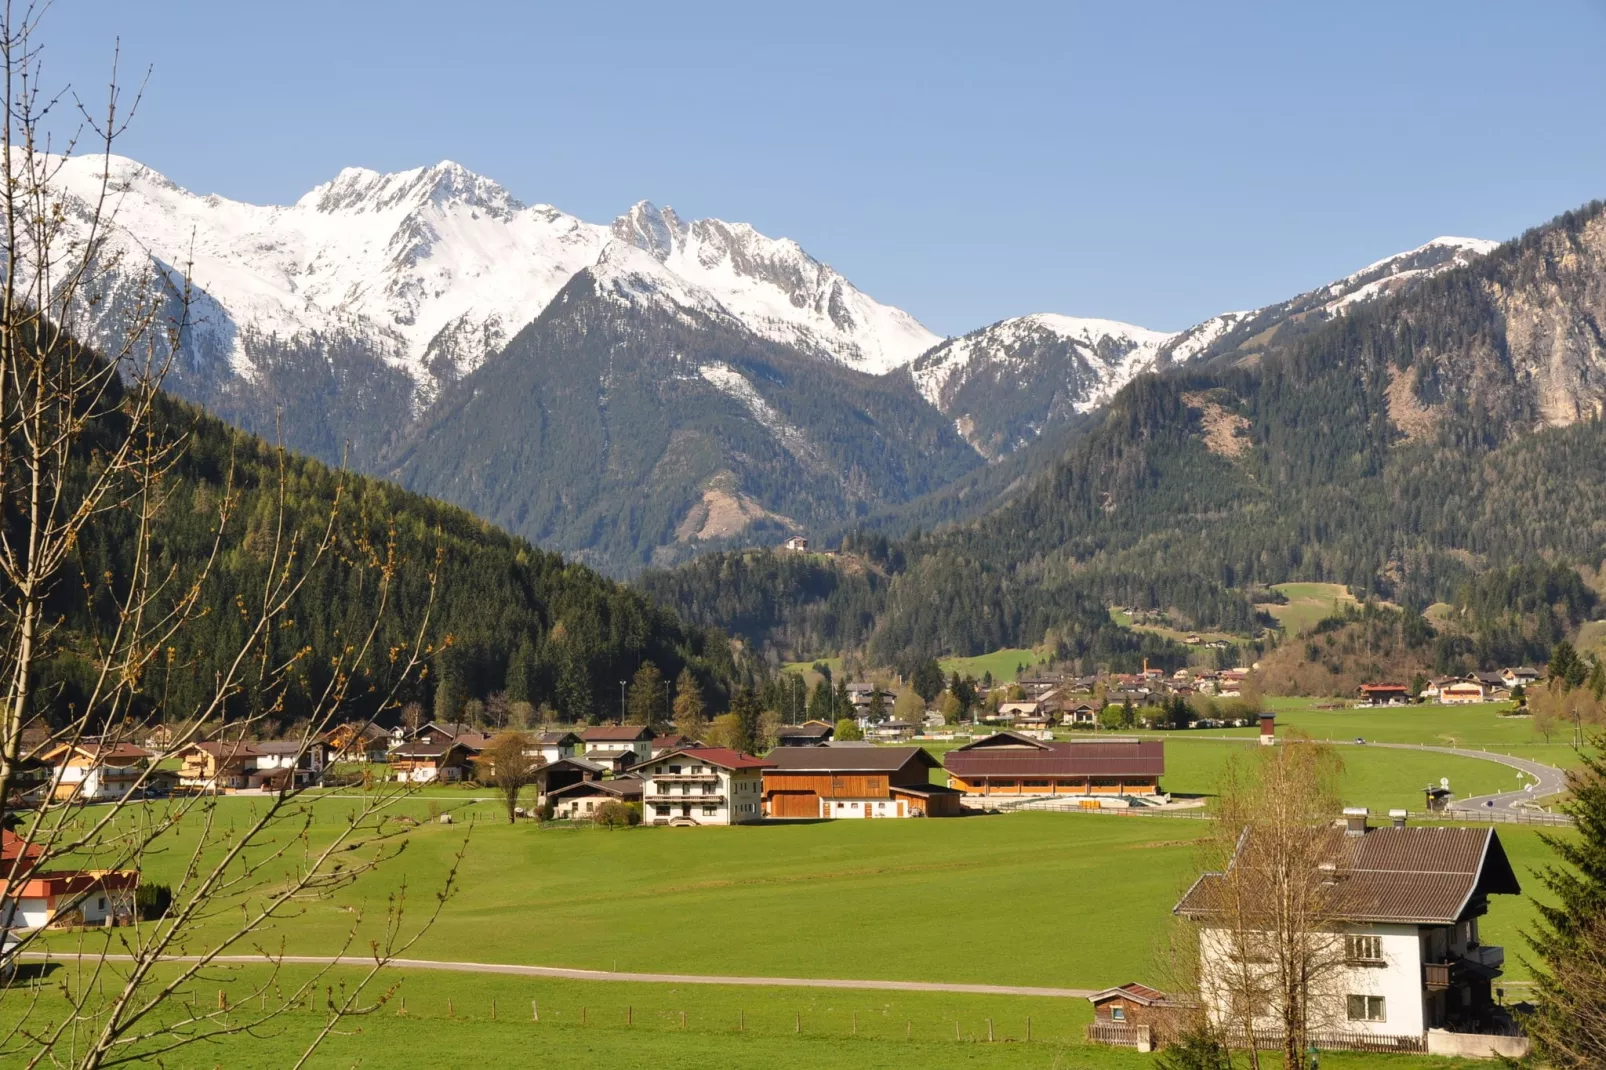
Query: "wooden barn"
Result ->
[[762, 746, 961, 818], [943, 732, 1164, 798]]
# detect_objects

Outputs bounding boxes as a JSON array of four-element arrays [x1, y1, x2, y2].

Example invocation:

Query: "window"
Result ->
[[655, 805, 670, 816], [669, 765, 681, 774], [98, 897, 107, 911], [1346, 995, 1385, 1022], [703, 783, 715, 794], [584, 800, 594, 812], [1023, 780, 1051, 788], [1346, 935, 1384, 963], [1111, 1006, 1125, 1021], [702, 805, 717, 816]]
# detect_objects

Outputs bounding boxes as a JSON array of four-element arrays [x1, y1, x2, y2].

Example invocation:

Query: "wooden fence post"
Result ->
[[1026, 1016, 1031, 1042], [852, 1011, 857, 1035], [491, 999, 497, 1021], [448, 998, 454, 1018], [795, 1012, 801, 1034], [955, 1020, 961, 1041], [627, 1005, 632, 1026], [680, 1010, 687, 1031], [739, 1009, 745, 1032], [987, 1018, 994, 1042], [906, 1020, 911, 1039], [217, 990, 227, 1011], [400, 996, 406, 1015], [581, 1006, 587, 1025], [532, 999, 539, 1022]]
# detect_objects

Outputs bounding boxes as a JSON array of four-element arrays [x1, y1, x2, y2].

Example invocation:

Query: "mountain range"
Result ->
[[54, 153, 1517, 573]]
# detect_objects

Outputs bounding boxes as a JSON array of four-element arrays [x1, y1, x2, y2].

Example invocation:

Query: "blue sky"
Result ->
[[44, 0, 1606, 337]]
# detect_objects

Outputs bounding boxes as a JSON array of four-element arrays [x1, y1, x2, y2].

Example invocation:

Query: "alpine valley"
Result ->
[[52, 154, 1517, 576]]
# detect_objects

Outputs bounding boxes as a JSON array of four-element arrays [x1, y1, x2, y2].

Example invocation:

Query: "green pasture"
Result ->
[[939, 647, 1046, 683], [1258, 581, 1361, 635], [4, 963, 1501, 1070]]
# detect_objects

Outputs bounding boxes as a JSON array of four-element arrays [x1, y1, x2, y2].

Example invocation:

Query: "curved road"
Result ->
[[21, 952, 1095, 999], [1367, 742, 1570, 813]]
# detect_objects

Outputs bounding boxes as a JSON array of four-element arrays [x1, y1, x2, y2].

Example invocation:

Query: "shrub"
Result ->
[[136, 882, 172, 921], [594, 800, 639, 829]]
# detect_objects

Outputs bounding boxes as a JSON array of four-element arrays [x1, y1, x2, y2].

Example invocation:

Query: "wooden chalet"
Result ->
[[42, 741, 153, 802], [321, 722, 390, 763], [410, 721, 477, 747], [1357, 683, 1409, 706], [537, 755, 606, 796], [762, 746, 961, 818], [548, 776, 644, 820], [773, 722, 834, 747], [943, 732, 1164, 798], [390, 740, 471, 783], [581, 724, 657, 763], [1086, 983, 1188, 1050]]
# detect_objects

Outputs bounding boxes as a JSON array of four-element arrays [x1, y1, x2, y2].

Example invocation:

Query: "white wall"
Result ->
[[827, 798, 907, 819]]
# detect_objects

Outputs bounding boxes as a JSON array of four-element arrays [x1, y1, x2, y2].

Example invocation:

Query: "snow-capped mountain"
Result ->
[[908, 315, 1174, 458], [914, 236, 1498, 460], [611, 202, 937, 374], [49, 154, 937, 396]]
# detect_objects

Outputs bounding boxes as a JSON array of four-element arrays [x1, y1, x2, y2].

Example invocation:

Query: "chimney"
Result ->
[[1343, 807, 1370, 836], [1259, 712, 1276, 746], [1388, 808, 1408, 829]]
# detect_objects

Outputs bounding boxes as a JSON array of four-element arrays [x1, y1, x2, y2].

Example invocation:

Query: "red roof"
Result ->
[[1359, 683, 1408, 693], [656, 747, 773, 771], [2, 830, 43, 870], [44, 741, 153, 764]]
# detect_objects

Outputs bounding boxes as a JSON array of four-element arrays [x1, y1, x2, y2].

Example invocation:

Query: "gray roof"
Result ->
[[765, 746, 938, 774]]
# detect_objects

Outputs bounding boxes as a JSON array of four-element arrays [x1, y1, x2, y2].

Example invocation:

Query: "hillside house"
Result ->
[[773, 722, 834, 747], [42, 742, 153, 803], [1061, 702, 1100, 726], [638, 747, 772, 825], [867, 719, 917, 741], [0, 831, 138, 930], [1500, 667, 1540, 689], [1439, 680, 1488, 705], [390, 741, 472, 783], [781, 535, 809, 552], [944, 732, 1165, 799], [537, 755, 606, 797], [581, 725, 657, 764], [528, 731, 582, 764], [1358, 683, 1410, 706], [1175, 811, 1526, 1057], [649, 733, 705, 757], [547, 776, 644, 820], [322, 722, 390, 763], [175, 741, 260, 792], [763, 746, 961, 818], [409, 722, 477, 747]]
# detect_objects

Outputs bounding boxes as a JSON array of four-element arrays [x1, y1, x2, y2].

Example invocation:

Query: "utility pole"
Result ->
[[620, 680, 627, 724]]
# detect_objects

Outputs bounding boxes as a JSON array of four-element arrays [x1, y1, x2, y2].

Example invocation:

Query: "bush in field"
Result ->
[[594, 800, 639, 829]]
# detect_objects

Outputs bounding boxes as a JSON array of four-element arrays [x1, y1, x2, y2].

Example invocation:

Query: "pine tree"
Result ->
[[728, 687, 764, 753], [626, 661, 664, 725], [1526, 743, 1606, 1067], [866, 685, 887, 722], [807, 679, 833, 723], [505, 637, 535, 706], [673, 668, 707, 739], [432, 651, 465, 725], [833, 678, 849, 723]]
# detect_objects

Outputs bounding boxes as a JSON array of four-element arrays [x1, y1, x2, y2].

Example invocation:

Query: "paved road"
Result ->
[[21, 952, 1095, 999], [1366, 742, 1570, 812]]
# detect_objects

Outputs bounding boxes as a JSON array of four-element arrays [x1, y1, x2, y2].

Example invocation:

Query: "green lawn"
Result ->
[[8, 963, 1502, 1070], [938, 648, 1046, 683]]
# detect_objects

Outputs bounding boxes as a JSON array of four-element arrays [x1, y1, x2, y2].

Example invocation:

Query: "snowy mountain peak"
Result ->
[[298, 160, 522, 218]]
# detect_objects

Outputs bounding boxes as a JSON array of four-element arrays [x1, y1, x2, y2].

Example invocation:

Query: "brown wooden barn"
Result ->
[[1086, 982, 1187, 1050], [943, 732, 1164, 798], [762, 746, 961, 818]]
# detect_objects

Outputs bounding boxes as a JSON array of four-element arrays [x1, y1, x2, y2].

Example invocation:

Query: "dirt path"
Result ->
[[23, 952, 1096, 999]]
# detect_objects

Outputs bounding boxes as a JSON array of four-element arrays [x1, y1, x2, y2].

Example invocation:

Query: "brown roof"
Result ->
[[765, 746, 938, 775], [775, 724, 833, 740], [945, 734, 1164, 779], [547, 777, 645, 800], [581, 725, 656, 742], [44, 741, 153, 763], [1088, 982, 1170, 1006], [534, 732, 581, 746], [390, 741, 468, 760], [1175, 825, 1520, 925]]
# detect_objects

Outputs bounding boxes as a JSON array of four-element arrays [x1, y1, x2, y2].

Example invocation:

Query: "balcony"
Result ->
[[1465, 944, 1504, 970], [649, 772, 722, 782], [645, 793, 724, 804]]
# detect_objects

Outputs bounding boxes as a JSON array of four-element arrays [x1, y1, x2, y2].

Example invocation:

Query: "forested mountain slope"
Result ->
[[386, 247, 981, 575], [643, 200, 1606, 666], [32, 378, 736, 732]]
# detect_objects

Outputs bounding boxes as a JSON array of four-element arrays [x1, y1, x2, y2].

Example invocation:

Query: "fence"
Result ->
[[997, 798, 1572, 827], [1220, 1028, 1427, 1054], [1085, 1021, 1151, 1048]]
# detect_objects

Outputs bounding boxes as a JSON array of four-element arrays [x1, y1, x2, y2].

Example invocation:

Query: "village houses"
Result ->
[[635, 747, 772, 826]]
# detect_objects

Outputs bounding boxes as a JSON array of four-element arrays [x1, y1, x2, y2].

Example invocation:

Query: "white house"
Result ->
[[1500, 667, 1540, 689], [637, 747, 773, 826], [0, 830, 137, 931], [1439, 680, 1488, 705], [42, 741, 153, 802], [528, 731, 581, 764], [580, 725, 657, 764], [1176, 810, 1525, 1057]]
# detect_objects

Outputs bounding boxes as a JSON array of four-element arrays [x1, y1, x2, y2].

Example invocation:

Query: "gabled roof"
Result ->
[[765, 746, 939, 775], [42, 741, 153, 763], [649, 747, 773, 771], [414, 721, 476, 739], [390, 741, 469, 759], [546, 755, 607, 774], [582, 725, 656, 742], [775, 724, 833, 740], [532, 731, 582, 746], [547, 777, 644, 800], [1175, 825, 1521, 926], [1088, 982, 1171, 1006], [945, 733, 1164, 778]]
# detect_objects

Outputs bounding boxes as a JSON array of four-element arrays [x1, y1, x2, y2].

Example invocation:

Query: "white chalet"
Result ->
[[1176, 809, 1525, 1058], [636, 747, 773, 826]]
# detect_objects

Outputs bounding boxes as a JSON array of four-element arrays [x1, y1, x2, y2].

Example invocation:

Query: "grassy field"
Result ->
[[9, 963, 1503, 1070], [1257, 581, 1362, 635], [939, 648, 1046, 683]]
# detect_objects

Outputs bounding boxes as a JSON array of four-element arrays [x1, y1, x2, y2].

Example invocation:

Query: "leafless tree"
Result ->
[[1182, 739, 1348, 1070], [473, 731, 544, 823], [0, 6, 459, 1067]]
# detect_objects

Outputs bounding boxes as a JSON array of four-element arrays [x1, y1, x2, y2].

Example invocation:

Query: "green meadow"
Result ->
[[1259, 581, 1364, 635]]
